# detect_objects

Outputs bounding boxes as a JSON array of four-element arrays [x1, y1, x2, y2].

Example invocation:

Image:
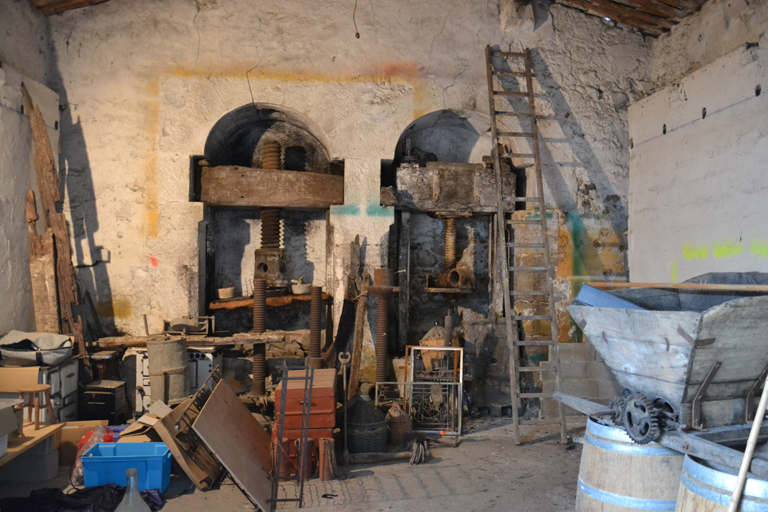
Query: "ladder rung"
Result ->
[[501, 153, 535, 158], [511, 291, 550, 296], [520, 392, 551, 398], [506, 243, 545, 248], [509, 266, 548, 271], [494, 111, 532, 117], [491, 51, 526, 58], [493, 91, 529, 97], [507, 219, 542, 225], [507, 197, 541, 202], [520, 419, 563, 426], [518, 365, 556, 372], [494, 71, 531, 77], [515, 340, 555, 346], [516, 315, 552, 321], [497, 131, 534, 138]]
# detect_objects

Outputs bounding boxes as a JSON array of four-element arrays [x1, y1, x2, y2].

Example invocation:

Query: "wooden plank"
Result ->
[[22, 86, 89, 376], [348, 272, 369, 401], [552, 392, 613, 416], [590, 282, 768, 292], [93, 332, 291, 349], [192, 381, 272, 511], [653, 0, 702, 14], [30, 0, 111, 15], [397, 211, 411, 351], [611, 0, 687, 20], [568, 304, 699, 406], [25, 190, 59, 333], [209, 292, 332, 310], [0, 423, 63, 468], [200, 166, 343, 209], [395, 162, 516, 214], [660, 431, 768, 480]]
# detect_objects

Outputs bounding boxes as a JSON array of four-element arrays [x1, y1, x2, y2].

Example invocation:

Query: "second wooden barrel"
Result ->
[[577, 418, 684, 511], [676, 455, 768, 511]]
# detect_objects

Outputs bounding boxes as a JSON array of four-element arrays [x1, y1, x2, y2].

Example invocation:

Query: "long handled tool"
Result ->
[[728, 379, 768, 512], [339, 352, 351, 465]]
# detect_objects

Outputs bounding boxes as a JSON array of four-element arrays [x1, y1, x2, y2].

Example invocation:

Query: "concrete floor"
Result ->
[[0, 419, 587, 512]]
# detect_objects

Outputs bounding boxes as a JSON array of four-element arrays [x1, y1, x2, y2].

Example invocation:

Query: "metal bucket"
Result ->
[[676, 455, 768, 511], [577, 418, 684, 511], [146, 337, 189, 405]]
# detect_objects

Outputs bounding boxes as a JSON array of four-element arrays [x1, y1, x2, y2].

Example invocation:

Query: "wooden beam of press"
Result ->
[[588, 282, 768, 293]]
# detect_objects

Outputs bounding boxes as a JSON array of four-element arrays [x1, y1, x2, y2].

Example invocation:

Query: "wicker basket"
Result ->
[[348, 420, 388, 454], [386, 403, 412, 446]]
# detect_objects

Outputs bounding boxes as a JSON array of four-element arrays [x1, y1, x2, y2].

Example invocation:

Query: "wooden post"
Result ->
[[22, 85, 91, 378], [348, 272, 369, 401]]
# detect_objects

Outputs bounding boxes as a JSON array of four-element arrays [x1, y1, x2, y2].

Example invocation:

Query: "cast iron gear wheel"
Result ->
[[621, 393, 660, 444], [609, 397, 624, 427]]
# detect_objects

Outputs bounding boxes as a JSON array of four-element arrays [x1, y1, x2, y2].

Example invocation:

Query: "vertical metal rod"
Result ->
[[376, 292, 389, 383], [444, 217, 456, 271], [297, 366, 314, 508], [253, 278, 267, 396], [271, 361, 290, 511], [485, 45, 521, 445]]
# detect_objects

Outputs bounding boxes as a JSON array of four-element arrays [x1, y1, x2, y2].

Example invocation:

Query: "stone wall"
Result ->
[[46, 0, 652, 339], [0, 1, 53, 334]]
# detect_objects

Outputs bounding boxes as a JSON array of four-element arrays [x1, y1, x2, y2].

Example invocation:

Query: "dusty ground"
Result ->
[[0, 419, 586, 512]]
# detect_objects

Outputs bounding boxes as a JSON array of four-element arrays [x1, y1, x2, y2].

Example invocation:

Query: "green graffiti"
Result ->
[[713, 241, 743, 259], [365, 204, 394, 217], [750, 240, 768, 257], [682, 243, 709, 260], [671, 259, 678, 283], [330, 204, 360, 216], [565, 210, 587, 277]]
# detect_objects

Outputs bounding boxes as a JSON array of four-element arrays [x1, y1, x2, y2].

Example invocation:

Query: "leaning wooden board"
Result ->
[[192, 380, 272, 510]]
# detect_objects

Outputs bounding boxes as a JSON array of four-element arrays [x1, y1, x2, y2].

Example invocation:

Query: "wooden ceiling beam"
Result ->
[[559, 0, 664, 34], [612, 0, 687, 21], [29, 0, 110, 16]]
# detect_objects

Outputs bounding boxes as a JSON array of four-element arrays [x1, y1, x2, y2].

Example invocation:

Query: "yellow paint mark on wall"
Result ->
[[671, 259, 678, 283], [143, 79, 160, 239], [750, 240, 768, 257], [713, 241, 743, 259], [95, 298, 133, 319], [682, 243, 709, 260]]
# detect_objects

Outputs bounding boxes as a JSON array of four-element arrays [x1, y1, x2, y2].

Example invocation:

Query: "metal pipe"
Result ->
[[309, 286, 322, 364], [444, 310, 453, 347]]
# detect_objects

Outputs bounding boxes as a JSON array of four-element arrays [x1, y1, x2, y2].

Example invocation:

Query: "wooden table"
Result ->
[[0, 422, 63, 468]]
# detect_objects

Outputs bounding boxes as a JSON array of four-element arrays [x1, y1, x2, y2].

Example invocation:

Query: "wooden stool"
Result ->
[[18, 384, 56, 430]]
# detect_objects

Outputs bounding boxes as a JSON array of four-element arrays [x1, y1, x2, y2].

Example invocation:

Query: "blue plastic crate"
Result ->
[[82, 442, 172, 493]]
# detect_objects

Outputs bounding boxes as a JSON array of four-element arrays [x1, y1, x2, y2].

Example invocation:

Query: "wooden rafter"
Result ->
[[558, 0, 707, 35], [28, 0, 110, 16]]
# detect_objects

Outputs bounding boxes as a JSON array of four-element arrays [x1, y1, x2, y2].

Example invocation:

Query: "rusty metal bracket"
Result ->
[[746, 363, 768, 422], [692, 361, 721, 430]]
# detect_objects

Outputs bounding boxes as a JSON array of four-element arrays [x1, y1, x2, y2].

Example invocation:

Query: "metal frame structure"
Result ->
[[270, 362, 314, 510], [375, 381, 462, 439]]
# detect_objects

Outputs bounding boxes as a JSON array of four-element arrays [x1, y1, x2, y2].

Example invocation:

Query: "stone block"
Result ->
[[597, 379, 623, 399], [558, 342, 595, 363]]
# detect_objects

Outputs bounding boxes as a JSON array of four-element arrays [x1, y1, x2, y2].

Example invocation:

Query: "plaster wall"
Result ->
[[48, 0, 651, 336], [651, 0, 768, 90], [628, 38, 768, 283], [0, 0, 50, 86]]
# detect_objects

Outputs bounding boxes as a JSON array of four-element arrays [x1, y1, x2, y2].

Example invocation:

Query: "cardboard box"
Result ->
[[118, 414, 160, 443], [58, 420, 109, 465]]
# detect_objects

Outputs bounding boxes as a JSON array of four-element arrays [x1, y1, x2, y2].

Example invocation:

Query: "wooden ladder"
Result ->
[[485, 45, 566, 445]]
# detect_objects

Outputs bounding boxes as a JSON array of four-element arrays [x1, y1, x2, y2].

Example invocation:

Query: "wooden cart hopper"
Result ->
[[568, 279, 768, 442]]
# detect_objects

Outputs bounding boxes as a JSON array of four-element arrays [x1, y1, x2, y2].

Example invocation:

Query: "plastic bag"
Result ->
[[71, 425, 106, 486]]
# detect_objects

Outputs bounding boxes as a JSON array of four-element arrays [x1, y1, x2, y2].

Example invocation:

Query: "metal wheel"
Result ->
[[621, 393, 660, 444]]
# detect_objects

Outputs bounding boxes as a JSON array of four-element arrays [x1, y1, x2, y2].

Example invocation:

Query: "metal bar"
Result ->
[[270, 362, 291, 510], [660, 431, 768, 480], [297, 366, 314, 508], [692, 361, 722, 430], [589, 282, 768, 292], [746, 363, 768, 421]]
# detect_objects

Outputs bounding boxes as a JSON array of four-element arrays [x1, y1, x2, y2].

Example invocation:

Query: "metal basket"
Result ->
[[347, 420, 388, 454]]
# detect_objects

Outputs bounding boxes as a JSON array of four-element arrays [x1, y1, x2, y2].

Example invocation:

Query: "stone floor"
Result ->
[[0, 419, 587, 512]]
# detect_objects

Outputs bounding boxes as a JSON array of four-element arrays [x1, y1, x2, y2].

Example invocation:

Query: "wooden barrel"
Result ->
[[676, 455, 768, 511], [577, 418, 684, 511]]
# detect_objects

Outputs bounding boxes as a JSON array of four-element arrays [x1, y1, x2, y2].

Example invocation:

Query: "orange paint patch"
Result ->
[[364, 62, 421, 79], [150, 255, 159, 267]]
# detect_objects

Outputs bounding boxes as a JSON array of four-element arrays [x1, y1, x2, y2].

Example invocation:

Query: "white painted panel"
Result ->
[[628, 44, 768, 283]]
